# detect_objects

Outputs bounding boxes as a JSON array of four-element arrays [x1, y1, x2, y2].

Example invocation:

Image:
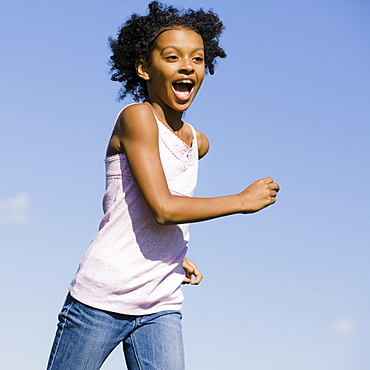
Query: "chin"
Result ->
[[174, 103, 191, 112]]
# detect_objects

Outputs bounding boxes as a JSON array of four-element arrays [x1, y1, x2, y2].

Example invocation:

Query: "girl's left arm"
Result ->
[[195, 129, 210, 159]]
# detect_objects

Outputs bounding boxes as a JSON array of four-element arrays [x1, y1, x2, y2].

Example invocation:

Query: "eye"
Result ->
[[193, 57, 204, 62], [166, 55, 179, 60]]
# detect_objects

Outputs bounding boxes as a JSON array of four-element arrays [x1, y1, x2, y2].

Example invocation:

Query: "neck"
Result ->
[[145, 101, 184, 132]]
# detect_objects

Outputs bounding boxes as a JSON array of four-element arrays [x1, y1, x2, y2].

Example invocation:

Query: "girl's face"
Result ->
[[139, 28, 205, 113]]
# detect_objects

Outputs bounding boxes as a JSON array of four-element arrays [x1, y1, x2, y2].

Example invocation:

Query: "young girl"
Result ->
[[47, 2, 279, 369]]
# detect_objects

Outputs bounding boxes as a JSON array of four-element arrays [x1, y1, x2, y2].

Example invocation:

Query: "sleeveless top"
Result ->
[[69, 107, 199, 315]]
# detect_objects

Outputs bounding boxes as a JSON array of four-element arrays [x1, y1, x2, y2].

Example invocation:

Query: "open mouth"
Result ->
[[172, 80, 194, 100]]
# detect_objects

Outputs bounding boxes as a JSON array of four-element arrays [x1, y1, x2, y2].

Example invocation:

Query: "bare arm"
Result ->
[[109, 104, 279, 225], [195, 128, 210, 159]]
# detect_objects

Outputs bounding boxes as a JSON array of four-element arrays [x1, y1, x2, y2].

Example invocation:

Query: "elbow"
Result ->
[[152, 204, 175, 226], [153, 216, 170, 226]]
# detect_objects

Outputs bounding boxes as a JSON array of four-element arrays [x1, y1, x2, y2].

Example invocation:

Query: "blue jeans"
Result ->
[[47, 294, 185, 370]]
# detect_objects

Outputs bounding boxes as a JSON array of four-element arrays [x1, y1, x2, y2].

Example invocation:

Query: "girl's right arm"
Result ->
[[108, 104, 279, 225]]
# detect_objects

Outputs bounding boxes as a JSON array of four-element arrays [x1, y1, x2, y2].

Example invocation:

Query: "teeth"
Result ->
[[177, 80, 193, 84]]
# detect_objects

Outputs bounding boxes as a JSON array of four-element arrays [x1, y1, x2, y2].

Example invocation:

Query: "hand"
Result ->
[[182, 257, 203, 285], [240, 177, 280, 213]]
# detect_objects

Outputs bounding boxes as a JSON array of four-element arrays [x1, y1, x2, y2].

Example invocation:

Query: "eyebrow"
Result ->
[[160, 46, 205, 54]]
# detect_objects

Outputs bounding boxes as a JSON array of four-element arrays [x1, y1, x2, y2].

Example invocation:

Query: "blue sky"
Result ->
[[1, 0, 369, 369]]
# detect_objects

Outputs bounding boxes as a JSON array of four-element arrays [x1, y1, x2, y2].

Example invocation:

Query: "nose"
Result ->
[[179, 66, 194, 75], [179, 58, 194, 75]]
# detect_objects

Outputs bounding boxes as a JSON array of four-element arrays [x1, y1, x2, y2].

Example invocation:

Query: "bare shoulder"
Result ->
[[195, 128, 210, 159], [107, 103, 158, 156], [118, 103, 156, 130]]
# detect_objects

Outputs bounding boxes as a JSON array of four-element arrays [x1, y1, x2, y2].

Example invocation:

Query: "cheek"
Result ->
[[154, 68, 172, 83], [197, 71, 205, 87]]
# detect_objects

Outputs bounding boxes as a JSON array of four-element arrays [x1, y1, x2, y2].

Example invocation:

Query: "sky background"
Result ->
[[1, 0, 369, 369]]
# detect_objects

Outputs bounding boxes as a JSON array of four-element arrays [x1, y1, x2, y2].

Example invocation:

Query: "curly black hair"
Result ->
[[108, 1, 226, 101]]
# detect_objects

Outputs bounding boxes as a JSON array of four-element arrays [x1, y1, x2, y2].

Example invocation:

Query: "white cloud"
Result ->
[[0, 193, 30, 224], [331, 318, 356, 334]]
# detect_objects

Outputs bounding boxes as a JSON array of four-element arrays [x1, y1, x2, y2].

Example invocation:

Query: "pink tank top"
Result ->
[[69, 108, 199, 315]]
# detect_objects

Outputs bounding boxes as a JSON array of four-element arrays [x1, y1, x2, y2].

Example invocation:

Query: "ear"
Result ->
[[135, 59, 151, 81]]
